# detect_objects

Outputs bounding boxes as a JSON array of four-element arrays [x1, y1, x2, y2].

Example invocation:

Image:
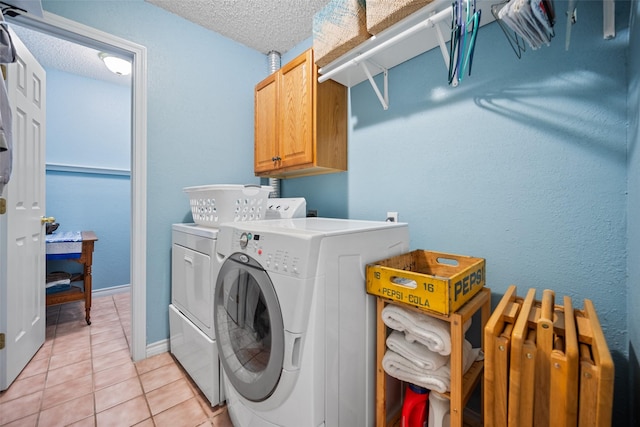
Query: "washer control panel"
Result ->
[[229, 228, 317, 278]]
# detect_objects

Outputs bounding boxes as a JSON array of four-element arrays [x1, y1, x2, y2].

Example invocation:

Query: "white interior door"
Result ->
[[0, 28, 47, 391]]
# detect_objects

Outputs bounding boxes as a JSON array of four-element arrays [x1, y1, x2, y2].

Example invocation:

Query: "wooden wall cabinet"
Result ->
[[254, 48, 348, 178]]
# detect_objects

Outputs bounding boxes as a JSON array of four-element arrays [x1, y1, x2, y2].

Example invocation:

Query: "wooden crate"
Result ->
[[367, 250, 485, 315]]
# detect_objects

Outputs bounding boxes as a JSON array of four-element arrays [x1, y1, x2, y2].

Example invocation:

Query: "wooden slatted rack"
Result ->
[[484, 285, 613, 427]]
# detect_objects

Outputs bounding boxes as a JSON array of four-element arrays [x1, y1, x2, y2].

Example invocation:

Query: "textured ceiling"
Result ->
[[145, 0, 329, 54], [9, 1, 330, 86], [11, 24, 132, 86]]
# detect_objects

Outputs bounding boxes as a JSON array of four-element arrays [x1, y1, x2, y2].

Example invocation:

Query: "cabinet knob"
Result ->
[[272, 156, 281, 162]]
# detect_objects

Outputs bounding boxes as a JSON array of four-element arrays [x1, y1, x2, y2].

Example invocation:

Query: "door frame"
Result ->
[[8, 11, 148, 361]]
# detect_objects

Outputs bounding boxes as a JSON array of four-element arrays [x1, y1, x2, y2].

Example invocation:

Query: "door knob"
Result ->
[[41, 216, 56, 224]]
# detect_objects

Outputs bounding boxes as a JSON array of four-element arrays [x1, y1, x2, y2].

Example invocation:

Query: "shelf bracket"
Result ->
[[360, 60, 389, 110]]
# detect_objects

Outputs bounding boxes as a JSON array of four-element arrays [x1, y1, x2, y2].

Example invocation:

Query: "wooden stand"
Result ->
[[375, 287, 491, 427], [46, 231, 98, 325], [484, 285, 613, 427]]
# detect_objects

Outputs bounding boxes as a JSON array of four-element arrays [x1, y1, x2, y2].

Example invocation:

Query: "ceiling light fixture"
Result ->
[[98, 52, 132, 76]]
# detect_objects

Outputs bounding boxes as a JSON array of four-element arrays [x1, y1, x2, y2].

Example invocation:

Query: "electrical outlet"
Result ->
[[386, 211, 398, 222]]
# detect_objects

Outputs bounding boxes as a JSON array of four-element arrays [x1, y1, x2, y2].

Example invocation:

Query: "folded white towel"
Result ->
[[382, 349, 451, 393], [386, 330, 448, 371], [381, 304, 471, 356], [381, 340, 481, 393]]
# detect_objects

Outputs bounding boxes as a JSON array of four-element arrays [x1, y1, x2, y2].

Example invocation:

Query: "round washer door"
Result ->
[[214, 252, 285, 402]]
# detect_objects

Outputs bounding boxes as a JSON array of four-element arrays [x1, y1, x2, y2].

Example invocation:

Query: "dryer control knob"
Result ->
[[239, 232, 249, 249]]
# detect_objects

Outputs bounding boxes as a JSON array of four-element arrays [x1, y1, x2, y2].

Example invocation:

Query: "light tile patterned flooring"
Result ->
[[0, 292, 234, 427]]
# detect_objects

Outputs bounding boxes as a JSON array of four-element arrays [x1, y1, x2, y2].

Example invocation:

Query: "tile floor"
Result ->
[[0, 292, 234, 427]]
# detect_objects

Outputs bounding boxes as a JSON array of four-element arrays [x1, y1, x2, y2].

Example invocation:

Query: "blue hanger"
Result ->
[[461, 4, 481, 77], [449, 0, 481, 84]]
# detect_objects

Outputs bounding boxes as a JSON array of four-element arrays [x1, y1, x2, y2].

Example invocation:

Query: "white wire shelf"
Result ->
[[318, 0, 496, 88], [317, 0, 615, 109]]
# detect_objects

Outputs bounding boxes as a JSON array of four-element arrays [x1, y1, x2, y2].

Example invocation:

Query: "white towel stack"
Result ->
[[380, 304, 483, 393], [386, 330, 448, 371], [381, 304, 472, 356]]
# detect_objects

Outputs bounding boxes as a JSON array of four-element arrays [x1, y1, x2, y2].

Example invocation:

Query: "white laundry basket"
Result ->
[[184, 184, 273, 227]]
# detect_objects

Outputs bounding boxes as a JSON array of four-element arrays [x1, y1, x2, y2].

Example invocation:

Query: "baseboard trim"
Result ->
[[92, 284, 130, 298], [146, 339, 169, 358]]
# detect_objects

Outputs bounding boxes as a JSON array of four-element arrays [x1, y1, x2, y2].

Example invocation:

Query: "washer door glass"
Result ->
[[214, 252, 284, 402]]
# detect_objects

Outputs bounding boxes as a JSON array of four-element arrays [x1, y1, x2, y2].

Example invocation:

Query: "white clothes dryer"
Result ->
[[213, 218, 410, 427], [169, 223, 224, 407]]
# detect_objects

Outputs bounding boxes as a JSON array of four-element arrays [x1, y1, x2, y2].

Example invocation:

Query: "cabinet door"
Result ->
[[279, 49, 314, 168], [254, 73, 279, 173]]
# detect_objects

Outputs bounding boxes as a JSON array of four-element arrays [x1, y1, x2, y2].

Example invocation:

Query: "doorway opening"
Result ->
[[6, 11, 148, 361]]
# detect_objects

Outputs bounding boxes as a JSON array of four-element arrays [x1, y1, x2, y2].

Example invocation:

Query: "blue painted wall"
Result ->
[[284, 1, 632, 421], [45, 69, 131, 291], [46, 69, 130, 169], [41, 0, 266, 345], [41, 0, 636, 420], [46, 171, 131, 289], [627, 1, 640, 425]]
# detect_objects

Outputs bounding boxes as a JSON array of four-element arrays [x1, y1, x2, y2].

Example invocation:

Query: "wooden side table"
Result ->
[[46, 231, 98, 325]]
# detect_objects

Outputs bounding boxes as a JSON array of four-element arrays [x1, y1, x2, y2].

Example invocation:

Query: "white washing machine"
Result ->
[[169, 223, 224, 407], [169, 198, 306, 407], [213, 218, 410, 426]]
